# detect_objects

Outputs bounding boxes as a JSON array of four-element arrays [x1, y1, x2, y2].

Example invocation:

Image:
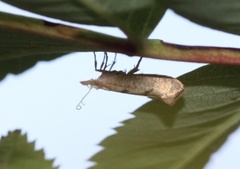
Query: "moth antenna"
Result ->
[[76, 87, 92, 110], [109, 53, 117, 71], [128, 57, 143, 74]]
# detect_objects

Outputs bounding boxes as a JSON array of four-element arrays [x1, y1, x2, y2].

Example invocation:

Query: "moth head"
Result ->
[[80, 79, 99, 89]]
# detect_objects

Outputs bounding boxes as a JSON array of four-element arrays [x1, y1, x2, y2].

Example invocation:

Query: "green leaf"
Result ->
[[0, 130, 58, 169], [2, 11, 240, 80], [0, 12, 132, 80], [89, 65, 240, 169], [0, 53, 67, 80], [0, 12, 108, 59], [168, 0, 240, 35], [2, 0, 167, 40]]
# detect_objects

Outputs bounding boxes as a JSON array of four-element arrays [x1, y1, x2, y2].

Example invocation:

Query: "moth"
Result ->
[[77, 52, 184, 109]]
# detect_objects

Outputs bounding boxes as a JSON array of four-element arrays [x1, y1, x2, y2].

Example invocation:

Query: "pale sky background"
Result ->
[[1, 2, 240, 169]]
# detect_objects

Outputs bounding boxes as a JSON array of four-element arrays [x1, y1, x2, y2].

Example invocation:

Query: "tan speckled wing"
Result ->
[[81, 70, 184, 105]]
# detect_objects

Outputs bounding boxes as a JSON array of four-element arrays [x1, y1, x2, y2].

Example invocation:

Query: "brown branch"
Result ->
[[136, 40, 240, 65]]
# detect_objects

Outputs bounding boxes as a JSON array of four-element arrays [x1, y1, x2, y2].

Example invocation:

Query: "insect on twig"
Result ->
[[76, 52, 117, 110], [77, 52, 184, 110]]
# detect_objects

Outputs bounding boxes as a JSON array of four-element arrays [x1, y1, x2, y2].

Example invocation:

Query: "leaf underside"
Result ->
[[168, 0, 240, 36], [0, 12, 128, 81], [1, 0, 167, 40], [0, 130, 58, 169], [0, 1, 240, 169], [2, 0, 240, 36], [1, 0, 240, 78], [89, 65, 240, 169], [0, 53, 67, 80]]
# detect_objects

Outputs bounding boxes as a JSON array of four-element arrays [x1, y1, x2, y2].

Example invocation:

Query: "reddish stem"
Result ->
[[137, 40, 240, 65]]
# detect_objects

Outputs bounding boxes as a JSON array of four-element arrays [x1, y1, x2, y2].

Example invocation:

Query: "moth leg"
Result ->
[[128, 57, 143, 74], [94, 52, 98, 71], [99, 52, 106, 71], [103, 52, 109, 70], [109, 53, 117, 71], [94, 52, 104, 72]]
